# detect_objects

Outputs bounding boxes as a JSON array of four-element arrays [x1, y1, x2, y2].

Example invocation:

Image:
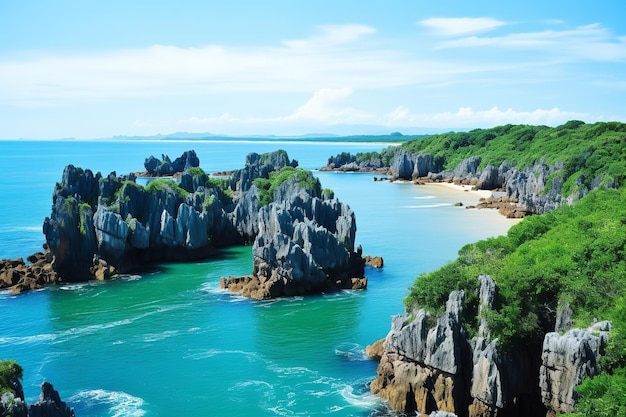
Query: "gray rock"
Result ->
[[451, 156, 481, 183], [390, 150, 437, 180], [28, 382, 75, 417], [383, 310, 431, 362], [424, 290, 466, 374], [539, 321, 611, 414], [94, 207, 130, 264]]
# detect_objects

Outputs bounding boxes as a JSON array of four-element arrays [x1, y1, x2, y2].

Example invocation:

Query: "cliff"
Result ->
[[323, 121, 626, 216], [371, 275, 611, 417]]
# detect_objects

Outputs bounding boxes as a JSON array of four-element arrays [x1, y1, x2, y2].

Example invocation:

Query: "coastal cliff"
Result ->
[[324, 121, 626, 216], [371, 275, 611, 416], [370, 182, 626, 416]]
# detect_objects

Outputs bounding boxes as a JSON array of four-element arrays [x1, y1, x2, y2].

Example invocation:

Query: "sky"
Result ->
[[1, 0, 625, 139]]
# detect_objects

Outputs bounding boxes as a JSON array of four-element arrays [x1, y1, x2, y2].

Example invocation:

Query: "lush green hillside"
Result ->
[[404, 186, 626, 414], [399, 121, 626, 195]]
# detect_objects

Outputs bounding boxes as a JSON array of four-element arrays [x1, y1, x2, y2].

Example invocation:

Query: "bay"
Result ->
[[0, 140, 516, 416]]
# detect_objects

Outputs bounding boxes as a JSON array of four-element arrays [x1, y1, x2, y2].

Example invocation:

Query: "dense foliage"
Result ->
[[397, 121, 626, 196], [253, 166, 321, 206], [404, 187, 626, 413]]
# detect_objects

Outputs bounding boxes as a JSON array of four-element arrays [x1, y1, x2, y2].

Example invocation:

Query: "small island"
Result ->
[[1, 149, 368, 297]]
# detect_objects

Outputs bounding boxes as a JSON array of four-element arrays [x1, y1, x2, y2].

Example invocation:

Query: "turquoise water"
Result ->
[[0, 140, 516, 416]]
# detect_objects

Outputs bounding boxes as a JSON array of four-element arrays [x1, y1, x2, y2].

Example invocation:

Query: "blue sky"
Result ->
[[1, 0, 625, 138]]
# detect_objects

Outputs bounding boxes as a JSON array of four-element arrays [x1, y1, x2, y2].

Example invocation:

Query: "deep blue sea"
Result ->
[[0, 140, 516, 416]]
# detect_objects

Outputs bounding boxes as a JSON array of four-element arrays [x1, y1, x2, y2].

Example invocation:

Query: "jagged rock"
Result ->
[[390, 150, 437, 180], [144, 150, 199, 176], [372, 275, 549, 417], [452, 157, 481, 183], [539, 321, 611, 415], [28, 382, 75, 417], [93, 207, 130, 265]]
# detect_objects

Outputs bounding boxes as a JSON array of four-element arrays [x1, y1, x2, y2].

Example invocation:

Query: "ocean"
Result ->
[[0, 139, 516, 416]]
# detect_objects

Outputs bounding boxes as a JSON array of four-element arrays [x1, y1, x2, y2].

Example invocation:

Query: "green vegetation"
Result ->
[[565, 369, 626, 417], [0, 359, 23, 396], [259, 149, 289, 165], [253, 166, 321, 206], [405, 187, 626, 414], [394, 121, 626, 196], [78, 202, 92, 235], [145, 178, 189, 199]]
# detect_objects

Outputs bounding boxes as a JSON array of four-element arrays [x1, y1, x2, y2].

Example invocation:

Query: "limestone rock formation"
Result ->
[[37, 149, 366, 299], [539, 321, 611, 415], [390, 150, 438, 180], [28, 382, 75, 417], [372, 274, 596, 417], [0, 377, 74, 417], [143, 150, 199, 176], [221, 184, 366, 298]]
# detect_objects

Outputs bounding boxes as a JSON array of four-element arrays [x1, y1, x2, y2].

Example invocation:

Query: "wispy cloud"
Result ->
[[420, 17, 508, 36], [384, 106, 597, 128], [436, 23, 626, 61], [282, 24, 376, 48]]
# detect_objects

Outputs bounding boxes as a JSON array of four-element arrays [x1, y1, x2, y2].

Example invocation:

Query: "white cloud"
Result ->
[[285, 87, 371, 123], [420, 17, 508, 36], [383, 106, 596, 128], [282, 24, 376, 49]]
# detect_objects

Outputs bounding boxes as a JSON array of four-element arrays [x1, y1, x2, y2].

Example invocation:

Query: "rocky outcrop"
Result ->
[[391, 150, 438, 179], [0, 248, 58, 294], [321, 152, 387, 172], [28, 382, 75, 417], [221, 181, 366, 298], [1, 375, 74, 417], [43, 163, 226, 280], [371, 274, 605, 417], [35, 149, 367, 299], [363, 255, 384, 268], [539, 321, 611, 416], [143, 150, 199, 176]]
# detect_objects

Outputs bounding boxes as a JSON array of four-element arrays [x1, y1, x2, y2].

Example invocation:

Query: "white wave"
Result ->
[[340, 385, 383, 409], [69, 389, 146, 417], [269, 365, 318, 378], [119, 274, 142, 282], [59, 283, 90, 291], [334, 342, 368, 361], [412, 195, 436, 200], [142, 330, 179, 343], [0, 317, 133, 346], [187, 349, 263, 363]]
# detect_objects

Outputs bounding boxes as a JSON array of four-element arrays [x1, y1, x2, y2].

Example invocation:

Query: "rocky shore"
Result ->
[[369, 275, 610, 417]]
